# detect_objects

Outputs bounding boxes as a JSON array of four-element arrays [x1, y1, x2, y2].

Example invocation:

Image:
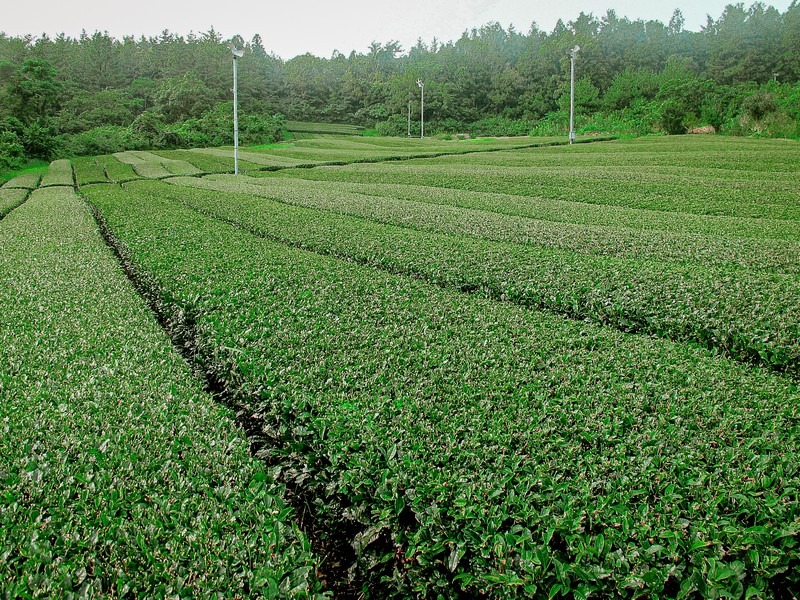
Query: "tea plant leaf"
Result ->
[[0, 187, 321, 597]]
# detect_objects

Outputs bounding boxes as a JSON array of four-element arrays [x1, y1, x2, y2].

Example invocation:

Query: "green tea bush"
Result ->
[[165, 173, 800, 375], [72, 156, 111, 185], [0, 188, 28, 217], [39, 159, 74, 187], [0, 187, 322, 598], [0, 172, 41, 190], [84, 180, 800, 599], [267, 140, 799, 220]]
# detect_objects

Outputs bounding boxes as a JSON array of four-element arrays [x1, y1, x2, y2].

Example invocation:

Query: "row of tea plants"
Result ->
[[83, 179, 800, 598]]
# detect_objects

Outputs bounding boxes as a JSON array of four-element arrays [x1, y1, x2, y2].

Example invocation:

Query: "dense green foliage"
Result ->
[[77, 135, 800, 376], [139, 135, 575, 175], [286, 121, 365, 136], [76, 134, 800, 598], [0, 129, 26, 171], [0, 187, 321, 597], [1, 171, 40, 190], [5, 129, 799, 598], [153, 184, 799, 376], [263, 142, 800, 220], [39, 158, 73, 187], [2, 2, 800, 172], [112, 150, 203, 178], [0, 188, 27, 217]]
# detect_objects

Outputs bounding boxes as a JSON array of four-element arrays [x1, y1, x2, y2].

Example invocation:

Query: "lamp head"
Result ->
[[228, 43, 244, 58], [417, 79, 423, 88]]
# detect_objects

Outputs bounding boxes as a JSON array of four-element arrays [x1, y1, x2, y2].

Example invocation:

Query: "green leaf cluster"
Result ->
[[177, 136, 799, 374], [0, 187, 321, 598], [82, 163, 800, 597]]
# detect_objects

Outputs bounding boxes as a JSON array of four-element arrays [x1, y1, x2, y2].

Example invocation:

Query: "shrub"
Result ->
[[62, 125, 147, 157], [176, 103, 285, 147], [0, 130, 26, 171], [741, 91, 778, 122], [241, 111, 286, 145], [376, 114, 414, 137], [659, 99, 689, 134], [21, 119, 60, 160], [576, 108, 655, 137], [130, 110, 170, 146], [466, 116, 534, 137], [530, 111, 569, 136], [603, 68, 659, 111]]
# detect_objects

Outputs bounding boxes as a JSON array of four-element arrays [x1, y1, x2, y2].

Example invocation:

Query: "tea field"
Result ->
[[2, 135, 799, 599]]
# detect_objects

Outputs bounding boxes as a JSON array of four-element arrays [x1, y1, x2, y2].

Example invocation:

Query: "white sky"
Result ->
[[1, 0, 793, 59]]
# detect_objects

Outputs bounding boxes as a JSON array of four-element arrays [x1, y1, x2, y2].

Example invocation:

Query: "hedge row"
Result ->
[[195, 173, 799, 274], [0, 187, 321, 598], [263, 137, 800, 221], [0, 188, 29, 219], [39, 160, 74, 188], [159, 176, 800, 375]]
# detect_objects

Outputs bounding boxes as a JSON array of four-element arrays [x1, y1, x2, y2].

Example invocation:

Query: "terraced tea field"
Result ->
[[2, 135, 799, 599], [286, 121, 366, 136]]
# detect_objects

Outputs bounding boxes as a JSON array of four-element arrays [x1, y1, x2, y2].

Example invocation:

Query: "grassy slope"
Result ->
[[0, 187, 320, 598], [0, 161, 48, 186]]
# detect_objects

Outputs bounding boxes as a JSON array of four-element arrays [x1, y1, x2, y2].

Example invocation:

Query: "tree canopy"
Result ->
[[1, 2, 799, 169]]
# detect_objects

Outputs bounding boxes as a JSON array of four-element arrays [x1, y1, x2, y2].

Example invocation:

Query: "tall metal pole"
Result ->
[[569, 53, 575, 144], [417, 79, 424, 139], [408, 99, 411, 137], [569, 45, 580, 145], [233, 53, 240, 175], [421, 85, 424, 139]]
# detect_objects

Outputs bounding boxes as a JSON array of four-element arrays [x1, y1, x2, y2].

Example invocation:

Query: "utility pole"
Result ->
[[230, 44, 244, 174], [417, 79, 424, 139], [568, 45, 580, 145]]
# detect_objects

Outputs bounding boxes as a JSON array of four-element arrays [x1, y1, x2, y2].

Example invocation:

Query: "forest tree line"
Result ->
[[1, 1, 799, 170]]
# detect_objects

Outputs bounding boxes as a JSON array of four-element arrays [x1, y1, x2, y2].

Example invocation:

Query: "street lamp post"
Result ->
[[417, 79, 424, 139], [230, 44, 244, 174], [568, 45, 580, 145], [408, 97, 412, 137]]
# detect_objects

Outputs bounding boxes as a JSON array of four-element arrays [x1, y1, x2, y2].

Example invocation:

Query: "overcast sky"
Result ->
[[1, 0, 793, 59]]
